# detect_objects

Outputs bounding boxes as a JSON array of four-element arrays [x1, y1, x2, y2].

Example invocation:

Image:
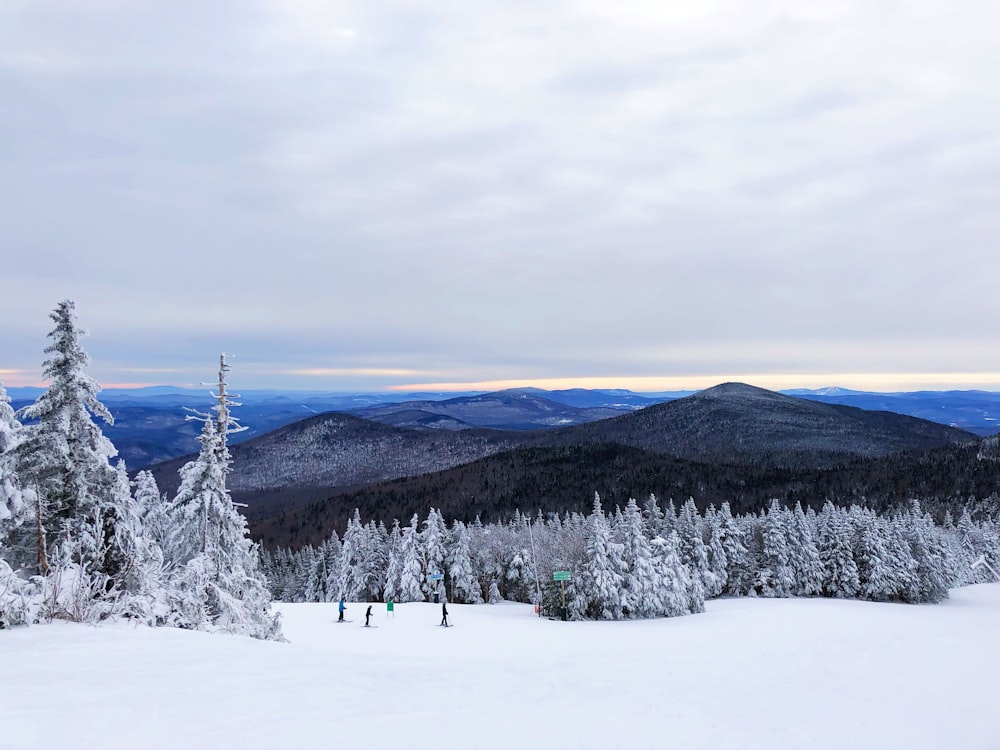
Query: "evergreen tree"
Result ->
[[817, 503, 860, 598], [621, 498, 658, 618], [396, 514, 424, 602], [166, 356, 281, 640], [13, 301, 123, 581], [421, 508, 448, 600], [383, 520, 403, 603], [0, 382, 30, 555], [718, 502, 753, 596], [447, 521, 483, 604], [581, 494, 625, 620]]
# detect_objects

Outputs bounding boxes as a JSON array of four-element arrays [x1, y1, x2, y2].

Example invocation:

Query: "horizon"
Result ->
[[5, 373, 1000, 396]]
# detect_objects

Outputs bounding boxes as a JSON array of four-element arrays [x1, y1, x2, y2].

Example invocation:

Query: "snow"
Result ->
[[4, 585, 1000, 749]]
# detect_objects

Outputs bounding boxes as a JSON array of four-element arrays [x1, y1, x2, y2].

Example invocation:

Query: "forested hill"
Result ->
[[149, 411, 520, 513], [250, 439, 1000, 550], [527, 382, 975, 468]]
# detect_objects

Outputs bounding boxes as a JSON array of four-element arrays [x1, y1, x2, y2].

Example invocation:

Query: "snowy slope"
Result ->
[[3, 586, 999, 750]]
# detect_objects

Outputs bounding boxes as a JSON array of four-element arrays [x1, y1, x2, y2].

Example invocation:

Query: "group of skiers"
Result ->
[[337, 599, 449, 627]]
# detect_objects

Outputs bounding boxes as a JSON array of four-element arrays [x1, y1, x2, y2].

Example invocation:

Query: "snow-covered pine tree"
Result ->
[[108, 460, 167, 622], [383, 520, 403, 603], [817, 502, 860, 598], [701, 505, 728, 598], [718, 502, 753, 596], [421, 508, 448, 600], [901, 500, 951, 603], [754, 500, 795, 598], [305, 535, 341, 603], [0, 381, 29, 538], [165, 355, 282, 640], [620, 498, 658, 618], [396, 514, 424, 602], [447, 520, 483, 604], [0, 381, 39, 628], [581, 493, 625, 620], [132, 470, 169, 553], [12, 301, 124, 588], [676, 498, 713, 597], [788, 502, 823, 597], [338, 509, 366, 601], [651, 530, 700, 616]]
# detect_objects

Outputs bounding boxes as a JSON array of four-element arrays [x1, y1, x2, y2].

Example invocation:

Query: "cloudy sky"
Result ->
[[2, 1, 999, 392]]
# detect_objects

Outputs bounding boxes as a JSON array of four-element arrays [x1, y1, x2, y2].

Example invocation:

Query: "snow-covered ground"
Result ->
[[4, 585, 999, 749]]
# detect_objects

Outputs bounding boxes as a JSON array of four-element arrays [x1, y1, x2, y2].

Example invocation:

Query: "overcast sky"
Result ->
[[2, 1, 999, 393]]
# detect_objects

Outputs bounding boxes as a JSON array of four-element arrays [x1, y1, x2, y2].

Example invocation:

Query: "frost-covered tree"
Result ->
[[718, 502, 753, 596], [166, 356, 281, 640], [817, 502, 860, 598], [13, 301, 123, 581], [580, 494, 625, 620], [421, 508, 448, 600], [788, 504, 823, 597], [447, 521, 483, 604], [676, 499, 713, 596], [133, 470, 168, 553], [383, 520, 403, 603], [338, 509, 366, 600], [701, 505, 728, 598], [754, 500, 795, 598], [620, 498, 658, 618], [396, 514, 424, 602], [0, 382, 30, 540], [652, 531, 700, 616]]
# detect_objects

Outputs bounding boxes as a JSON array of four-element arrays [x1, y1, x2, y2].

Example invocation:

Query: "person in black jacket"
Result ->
[[440, 602, 449, 626], [365, 605, 373, 627]]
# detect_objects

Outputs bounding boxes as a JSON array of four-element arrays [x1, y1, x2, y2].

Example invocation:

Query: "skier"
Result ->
[[440, 601, 449, 627], [365, 605, 373, 627], [338, 598, 346, 622], [386, 599, 394, 618]]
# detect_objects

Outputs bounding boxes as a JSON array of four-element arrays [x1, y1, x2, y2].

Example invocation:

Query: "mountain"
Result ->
[[528, 382, 975, 468], [787, 389, 1000, 437], [148, 412, 521, 521], [349, 389, 631, 431], [243, 383, 979, 547]]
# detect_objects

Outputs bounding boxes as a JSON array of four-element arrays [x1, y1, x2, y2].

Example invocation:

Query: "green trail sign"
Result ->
[[552, 571, 571, 582]]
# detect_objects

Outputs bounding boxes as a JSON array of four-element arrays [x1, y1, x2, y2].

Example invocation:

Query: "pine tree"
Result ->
[[165, 356, 282, 640], [718, 502, 753, 596], [0, 382, 30, 552], [338, 509, 366, 600], [701, 505, 728, 598], [13, 301, 123, 582], [650, 531, 699, 616], [581, 494, 625, 620], [383, 520, 403, 603], [447, 521, 483, 604], [396, 514, 424, 602], [788, 502, 823, 597], [421, 508, 448, 600], [817, 502, 860, 598]]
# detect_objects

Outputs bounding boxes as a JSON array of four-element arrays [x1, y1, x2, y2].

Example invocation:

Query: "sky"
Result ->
[[2, 1, 999, 393]]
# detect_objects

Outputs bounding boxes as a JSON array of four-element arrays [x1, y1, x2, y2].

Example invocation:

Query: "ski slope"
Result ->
[[3, 585, 999, 749]]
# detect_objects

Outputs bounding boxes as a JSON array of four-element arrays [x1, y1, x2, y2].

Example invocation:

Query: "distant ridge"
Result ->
[[529, 382, 974, 468]]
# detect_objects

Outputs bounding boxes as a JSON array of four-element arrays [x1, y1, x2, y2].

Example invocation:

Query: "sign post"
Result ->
[[552, 571, 571, 620]]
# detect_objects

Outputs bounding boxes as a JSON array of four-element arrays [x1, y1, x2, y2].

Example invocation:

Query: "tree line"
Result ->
[[263, 495, 1000, 620]]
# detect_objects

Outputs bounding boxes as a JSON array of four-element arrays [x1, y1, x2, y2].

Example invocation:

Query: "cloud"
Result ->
[[1, 1, 999, 390]]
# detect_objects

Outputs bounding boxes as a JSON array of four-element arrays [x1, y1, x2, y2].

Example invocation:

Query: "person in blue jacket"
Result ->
[[338, 598, 346, 622]]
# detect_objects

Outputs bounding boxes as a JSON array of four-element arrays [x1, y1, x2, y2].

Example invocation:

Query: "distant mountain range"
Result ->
[[8, 382, 999, 470], [9, 380, 1000, 550], [139, 381, 972, 549]]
